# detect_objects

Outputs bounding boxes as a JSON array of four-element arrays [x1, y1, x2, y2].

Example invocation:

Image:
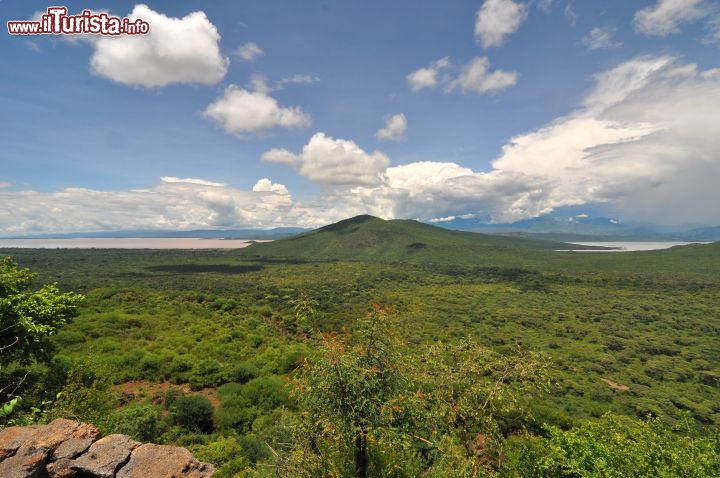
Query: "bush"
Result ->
[[214, 376, 289, 433], [188, 359, 225, 390], [107, 404, 160, 442], [168, 395, 214, 433], [163, 388, 185, 410], [138, 353, 162, 379], [227, 362, 258, 384], [48, 361, 112, 426], [503, 413, 720, 477], [240, 375, 289, 411], [190, 435, 248, 478]]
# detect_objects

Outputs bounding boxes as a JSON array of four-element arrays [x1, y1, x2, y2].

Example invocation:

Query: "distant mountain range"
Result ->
[[433, 216, 720, 242], [4, 215, 719, 242]]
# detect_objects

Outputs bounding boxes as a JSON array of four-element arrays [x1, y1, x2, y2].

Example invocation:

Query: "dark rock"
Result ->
[[46, 457, 81, 478], [0, 446, 48, 478], [116, 443, 215, 478], [71, 434, 139, 478]]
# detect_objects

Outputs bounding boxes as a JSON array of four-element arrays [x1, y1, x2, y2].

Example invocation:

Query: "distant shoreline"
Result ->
[[0, 238, 272, 249], [556, 241, 710, 252]]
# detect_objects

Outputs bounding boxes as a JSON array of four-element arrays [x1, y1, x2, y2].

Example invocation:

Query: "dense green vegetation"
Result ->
[[0, 257, 83, 418], [1, 218, 719, 476]]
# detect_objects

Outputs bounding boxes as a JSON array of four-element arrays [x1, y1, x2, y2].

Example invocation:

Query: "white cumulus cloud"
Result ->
[[204, 85, 311, 136], [0, 177, 306, 233], [409, 57, 517, 95], [492, 56, 720, 224], [252, 178, 289, 195], [633, 0, 708, 36], [235, 42, 264, 62], [407, 57, 450, 92], [376, 114, 407, 142], [475, 0, 527, 48], [90, 4, 228, 87], [446, 57, 518, 94], [302, 57, 720, 225], [5, 58, 720, 232], [262, 133, 390, 186]]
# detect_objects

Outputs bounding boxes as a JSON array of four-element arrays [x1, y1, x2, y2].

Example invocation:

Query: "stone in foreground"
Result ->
[[0, 419, 214, 477]]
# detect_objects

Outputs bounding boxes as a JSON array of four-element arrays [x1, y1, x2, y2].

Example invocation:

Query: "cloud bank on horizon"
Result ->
[[2, 0, 720, 233]]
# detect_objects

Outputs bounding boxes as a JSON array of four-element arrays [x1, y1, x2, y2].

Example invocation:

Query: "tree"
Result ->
[[285, 305, 414, 478], [284, 292, 318, 337], [282, 307, 549, 478], [0, 257, 83, 418]]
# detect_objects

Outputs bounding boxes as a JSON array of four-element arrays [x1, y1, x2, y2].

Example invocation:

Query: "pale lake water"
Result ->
[[0, 238, 708, 252], [0, 238, 268, 249], [560, 241, 710, 252]]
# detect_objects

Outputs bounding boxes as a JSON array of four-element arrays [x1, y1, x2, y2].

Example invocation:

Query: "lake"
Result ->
[[0, 238, 708, 251], [0, 238, 267, 249], [560, 241, 709, 252]]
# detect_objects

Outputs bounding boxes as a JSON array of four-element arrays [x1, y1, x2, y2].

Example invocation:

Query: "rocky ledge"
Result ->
[[0, 419, 214, 478]]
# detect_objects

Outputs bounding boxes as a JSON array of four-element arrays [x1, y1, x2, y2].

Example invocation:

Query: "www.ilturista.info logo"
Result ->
[[7, 7, 150, 36]]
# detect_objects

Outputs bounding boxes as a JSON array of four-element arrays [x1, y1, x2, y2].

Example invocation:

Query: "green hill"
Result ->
[[240, 215, 608, 263]]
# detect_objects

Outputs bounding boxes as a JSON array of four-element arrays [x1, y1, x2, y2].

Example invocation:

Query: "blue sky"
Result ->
[[2, 0, 720, 232]]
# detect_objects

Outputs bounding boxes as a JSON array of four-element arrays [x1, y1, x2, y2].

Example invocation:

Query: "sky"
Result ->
[[1, 0, 720, 233]]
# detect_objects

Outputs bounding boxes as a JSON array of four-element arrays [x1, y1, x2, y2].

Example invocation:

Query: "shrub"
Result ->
[[190, 436, 248, 478], [138, 353, 162, 379], [227, 362, 258, 384], [189, 359, 225, 390], [168, 395, 214, 433], [240, 375, 289, 411], [503, 413, 720, 477], [213, 376, 290, 433], [107, 404, 161, 442], [163, 388, 185, 410]]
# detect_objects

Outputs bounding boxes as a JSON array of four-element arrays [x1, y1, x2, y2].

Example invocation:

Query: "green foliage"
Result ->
[[189, 359, 225, 390], [163, 387, 185, 410], [503, 413, 720, 477], [169, 395, 215, 433], [281, 310, 550, 477], [0, 257, 83, 364], [227, 362, 259, 384], [190, 435, 249, 478], [4, 242, 720, 476], [282, 292, 318, 336], [284, 305, 412, 478], [415, 340, 549, 475], [215, 376, 290, 433], [1, 396, 22, 418], [242, 215, 602, 265], [106, 404, 161, 442], [0, 257, 82, 421], [48, 361, 112, 426]]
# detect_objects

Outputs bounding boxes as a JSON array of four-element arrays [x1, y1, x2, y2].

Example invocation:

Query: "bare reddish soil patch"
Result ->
[[113, 381, 220, 408], [600, 378, 630, 391]]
